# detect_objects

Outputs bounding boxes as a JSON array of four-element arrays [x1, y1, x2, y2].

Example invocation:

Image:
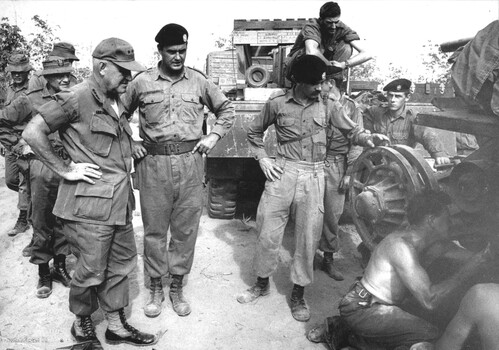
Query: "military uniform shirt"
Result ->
[[248, 89, 366, 162], [327, 94, 364, 166], [363, 106, 446, 158], [38, 76, 134, 226], [289, 18, 360, 61], [123, 64, 234, 143], [0, 85, 60, 152], [5, 80, 29, 106]]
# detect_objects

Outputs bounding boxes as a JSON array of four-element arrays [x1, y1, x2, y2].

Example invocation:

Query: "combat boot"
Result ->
[[290, 284, 310, 322], [36, 263, 52, 298], [169, 275, 191, 316], [7, 209, 30, 237], [144, 277, 164, 318], [322, 252, 344, 281], [71, 315, 103, 350], [236, 277, 270, 303], [104, 308, 157, 346], [52, 255, 72, 287]]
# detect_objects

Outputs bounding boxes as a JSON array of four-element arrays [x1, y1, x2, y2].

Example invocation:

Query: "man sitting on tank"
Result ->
[[307, 190, 493, 350]]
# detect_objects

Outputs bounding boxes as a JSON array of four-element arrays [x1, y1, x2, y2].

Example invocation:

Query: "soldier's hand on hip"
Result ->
[[193, 133, 220, 155], [132, 140, 148, 159], [259, 157, 283, 182], [62, 161, 102, 184]]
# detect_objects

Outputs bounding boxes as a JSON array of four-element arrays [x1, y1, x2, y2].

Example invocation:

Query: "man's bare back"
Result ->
[[436, 283, 499, 350]]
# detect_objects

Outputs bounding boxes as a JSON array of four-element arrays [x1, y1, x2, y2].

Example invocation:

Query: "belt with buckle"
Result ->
[[353, 281, 372, 299], [144, 140, 199, 155]]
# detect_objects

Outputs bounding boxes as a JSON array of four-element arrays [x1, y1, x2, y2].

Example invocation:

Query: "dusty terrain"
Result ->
[[0, 155, 365, 350]]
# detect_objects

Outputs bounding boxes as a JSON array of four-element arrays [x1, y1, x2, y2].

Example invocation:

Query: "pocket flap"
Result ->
[[143, 92, 165, 104], [181, 93, 199, 103], [277, 117, 295, 127], [91, 115, 118, 137], [75, 180, 114, 198]]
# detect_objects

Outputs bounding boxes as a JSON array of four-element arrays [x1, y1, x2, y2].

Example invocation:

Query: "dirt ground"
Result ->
[[0, 155, 366, 350]]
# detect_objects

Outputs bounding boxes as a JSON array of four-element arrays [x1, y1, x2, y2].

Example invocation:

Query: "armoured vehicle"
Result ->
[[347, 36, 499, 253]]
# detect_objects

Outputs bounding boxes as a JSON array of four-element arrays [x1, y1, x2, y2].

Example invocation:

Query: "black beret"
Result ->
[[155, 23, 188, 47], [292, 55, 327, 84], [320, 2, 341, 19], [383, 78, 412, 93]]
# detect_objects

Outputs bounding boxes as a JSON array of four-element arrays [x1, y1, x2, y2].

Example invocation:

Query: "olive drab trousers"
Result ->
[[254, 159, 325, 286], [5, 150, 30, 211], [63, 219, 137, 315], [319, 154, 347, 253], [136, 151, 205, 278], [28, 158, 69, 264]]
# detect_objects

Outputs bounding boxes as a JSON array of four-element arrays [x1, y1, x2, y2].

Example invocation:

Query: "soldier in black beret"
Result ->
[[239, 54, 388, 323], [123, 23, 235, 318], [363, 78, 450, 167]]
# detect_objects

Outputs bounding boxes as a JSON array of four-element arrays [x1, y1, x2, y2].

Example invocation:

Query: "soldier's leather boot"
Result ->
[[236, 276, 270, 303], [144, 277, 164, 318], [169, 275, 191, 316], [52, 255, 72, 287], [71, 315, 103, 350], [104, 309, 157, 346], [290, 284, 310, 322], [7, 210, 30, 237], [322, 252, 344, 281], [36, 263, 52, 298]]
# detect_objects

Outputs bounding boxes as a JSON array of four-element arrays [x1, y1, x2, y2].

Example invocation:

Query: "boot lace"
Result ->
[[81, 316, 96, 338]]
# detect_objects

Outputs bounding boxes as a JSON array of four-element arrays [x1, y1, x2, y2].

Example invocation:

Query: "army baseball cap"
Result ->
[[92, 37, 146, 72], [5, 52, 33, 73], [49, 42, 79, 61], [41, 58, 74, 76]]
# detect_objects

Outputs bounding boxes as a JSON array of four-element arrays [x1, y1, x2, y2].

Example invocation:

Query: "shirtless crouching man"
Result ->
[[307, 190, 492, 350]]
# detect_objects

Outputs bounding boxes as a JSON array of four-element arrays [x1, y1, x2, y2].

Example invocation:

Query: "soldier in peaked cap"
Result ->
[[28, 41, 79, 92], [123, 23, 235, 319], [285, 1, 372, 85], [0, 57, 75, 302], [3, 51, 33, 239], [363, 78, 450, 166], [23, 37, 156, 348], [239, 54, 387, 322]]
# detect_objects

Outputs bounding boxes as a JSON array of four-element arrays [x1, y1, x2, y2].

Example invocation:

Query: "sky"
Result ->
[[2, 0, 498, 80]]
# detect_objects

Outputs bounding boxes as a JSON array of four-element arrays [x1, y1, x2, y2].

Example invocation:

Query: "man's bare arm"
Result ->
[[391, 241, 491, 311], [23, 114, 102, 184]]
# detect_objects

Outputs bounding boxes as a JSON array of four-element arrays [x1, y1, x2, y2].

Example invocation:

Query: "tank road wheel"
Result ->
[[348, 146, 423, 251], [391, 145, 439, 191], [208, 179, 238, 219]]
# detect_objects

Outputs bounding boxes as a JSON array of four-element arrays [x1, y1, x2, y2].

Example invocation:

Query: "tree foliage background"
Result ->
[[0, 16, 91, 107]]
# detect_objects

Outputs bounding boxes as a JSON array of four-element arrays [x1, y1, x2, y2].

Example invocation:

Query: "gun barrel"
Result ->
[[440, 37, 473, 53]]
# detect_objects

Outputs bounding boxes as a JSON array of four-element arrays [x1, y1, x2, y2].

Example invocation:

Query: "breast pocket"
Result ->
[[84, 114, 117, 157], [391, 131, 408, 145], [73, 179, 114, 221], [277, 117, 295, 127], [180, 93, 203, 124], [140, 91, 165, 125]]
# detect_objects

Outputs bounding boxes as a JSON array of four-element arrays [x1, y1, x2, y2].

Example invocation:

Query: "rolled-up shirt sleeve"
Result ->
[[248, 100, 275, 160], [202, 80, 235, 139], [328, 100, 366, 143], [38, 91, 79, 132]]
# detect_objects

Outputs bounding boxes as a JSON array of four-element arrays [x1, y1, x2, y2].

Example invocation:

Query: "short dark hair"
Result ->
[[320, 2, 341, 19], [406, 190, 451, 225]]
